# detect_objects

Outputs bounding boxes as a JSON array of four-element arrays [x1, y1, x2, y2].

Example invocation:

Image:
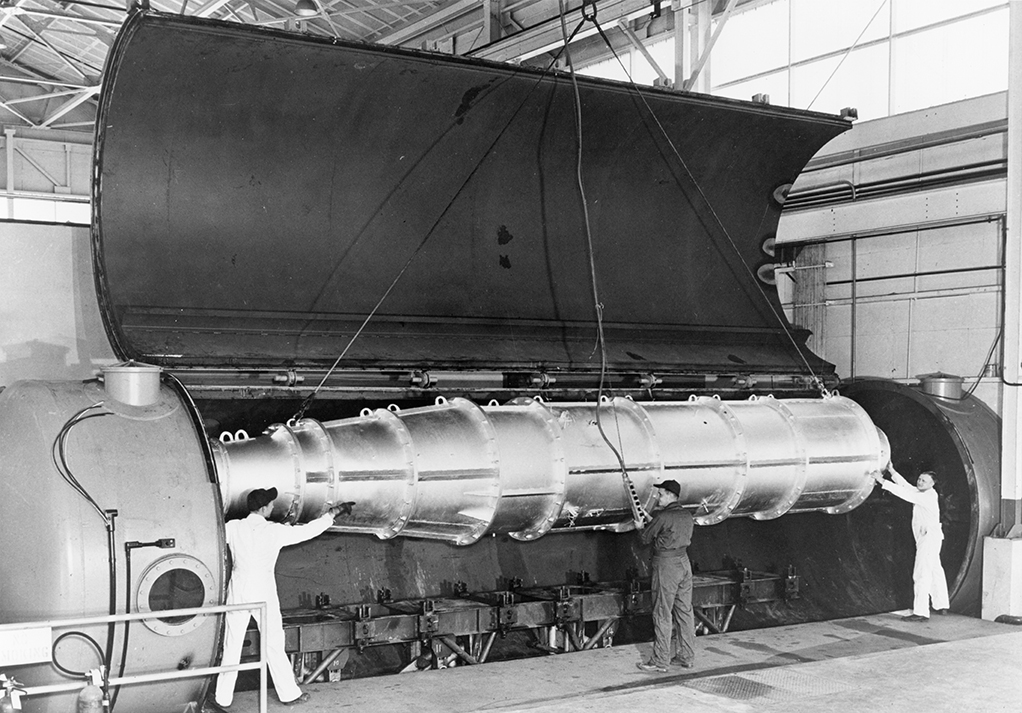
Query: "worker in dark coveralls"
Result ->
[[637, 479, 695, 673]]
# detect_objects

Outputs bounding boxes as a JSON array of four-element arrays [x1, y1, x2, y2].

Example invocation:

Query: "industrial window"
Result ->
[[578, 0, 1009, 121]]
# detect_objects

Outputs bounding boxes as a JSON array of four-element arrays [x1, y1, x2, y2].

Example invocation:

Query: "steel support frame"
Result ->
[[681, 0, 735, 92], [0, 127, 91, 202], [617, 17, 670, 86], [252, 569, 798, 681]]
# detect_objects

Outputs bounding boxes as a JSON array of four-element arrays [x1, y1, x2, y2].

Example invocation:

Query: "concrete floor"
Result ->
[[226, 611, 1022, 712]]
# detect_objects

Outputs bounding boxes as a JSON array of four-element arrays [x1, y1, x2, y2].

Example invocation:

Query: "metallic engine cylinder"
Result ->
[[211, 394, 889, 544]]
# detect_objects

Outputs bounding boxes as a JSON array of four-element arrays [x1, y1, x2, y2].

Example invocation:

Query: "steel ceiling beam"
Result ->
[[3, 86, 85, 104], [375, 0, 477, 45], [0, 71, 94, 89], [617, 17, 669, 85], [18, 17, 91, 79], [0, 94, 36, 124], [194, 0, 233, 17], [467, 0, 651, 63], [0, 0, 30, 31], [681, 0, 735, 91], [12, 8, 123, 26], [40, 84, 99, 126]]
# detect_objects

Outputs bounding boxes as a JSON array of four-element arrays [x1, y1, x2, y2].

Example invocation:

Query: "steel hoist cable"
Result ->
[[292, 28, 592, 422], [806, 0, 888, 111], [585, 12, 831, 398]]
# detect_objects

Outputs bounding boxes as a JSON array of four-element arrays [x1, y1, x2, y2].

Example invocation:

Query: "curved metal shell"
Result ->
[[392, 397, 501, 545], [92, 12, 849, 379], [0, 380, 224, 713], [486, 397, 568, 541]]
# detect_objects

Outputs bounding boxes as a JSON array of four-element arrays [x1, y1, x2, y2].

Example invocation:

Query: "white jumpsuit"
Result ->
[[214, 511, 334, 706], [880, 476, 950, 618]]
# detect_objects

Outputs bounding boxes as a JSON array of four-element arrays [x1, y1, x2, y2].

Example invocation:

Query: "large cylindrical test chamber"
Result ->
[[0, 375, 225, 713], [0, 11, 1003, 713]]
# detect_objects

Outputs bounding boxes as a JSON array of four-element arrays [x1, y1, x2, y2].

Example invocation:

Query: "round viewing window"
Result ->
[[136, 555, 217, 636]]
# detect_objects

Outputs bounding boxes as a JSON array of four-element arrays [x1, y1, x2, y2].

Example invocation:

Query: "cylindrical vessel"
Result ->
[[0, 379, 225, 713], [215, 394, 888, 543], [100, 362, 162, 407], [917, 373, 965, 401], [841, 379, 1000, 614], [76, 686, 104, 712]]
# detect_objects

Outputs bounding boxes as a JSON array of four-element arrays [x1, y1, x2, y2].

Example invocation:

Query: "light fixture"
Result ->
[[294, 0, 317, 16]]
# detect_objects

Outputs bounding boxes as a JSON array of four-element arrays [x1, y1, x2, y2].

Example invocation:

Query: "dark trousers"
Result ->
[[650, 553, 695, 666]]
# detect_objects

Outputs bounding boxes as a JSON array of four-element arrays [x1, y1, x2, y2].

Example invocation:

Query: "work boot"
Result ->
[[282, 692, 311, 706], [202, 698, 230, 713], [670, 656, 695, 668], [636, 661, 668, 673]]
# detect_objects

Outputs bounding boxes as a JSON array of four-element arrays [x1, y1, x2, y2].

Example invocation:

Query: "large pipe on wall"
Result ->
[[211, 394, 889, 544]]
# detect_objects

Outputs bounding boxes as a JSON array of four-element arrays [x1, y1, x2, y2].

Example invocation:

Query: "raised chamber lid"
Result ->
[[92, 12, 850, 392]]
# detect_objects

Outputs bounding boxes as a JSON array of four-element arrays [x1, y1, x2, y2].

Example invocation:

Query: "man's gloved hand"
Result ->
[[328, 501, 355, 517]]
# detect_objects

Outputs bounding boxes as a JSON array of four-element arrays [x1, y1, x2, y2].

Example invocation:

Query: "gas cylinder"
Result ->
[[76, 685, 104, 712]]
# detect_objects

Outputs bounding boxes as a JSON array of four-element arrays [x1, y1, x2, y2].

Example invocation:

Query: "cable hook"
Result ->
[[581, 0, 598, 22]]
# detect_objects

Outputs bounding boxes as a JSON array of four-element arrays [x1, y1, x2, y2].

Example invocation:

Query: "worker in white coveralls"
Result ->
[[210, 487, 352, 709], [872, 465, 950, 621]]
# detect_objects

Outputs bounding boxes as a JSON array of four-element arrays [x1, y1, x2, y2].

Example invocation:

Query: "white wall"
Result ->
[[815, 222, 1002, 410], [777, 93, 1007, 413], [0, 222, 116, 387]]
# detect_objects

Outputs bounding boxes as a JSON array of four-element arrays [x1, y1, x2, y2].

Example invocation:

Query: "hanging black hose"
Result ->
[[51, 631, 105, 678], [558, 0, 649, 528], [50, 405, 119, 696], [102, 511, 118, 679], [108, 544, 134, 712]]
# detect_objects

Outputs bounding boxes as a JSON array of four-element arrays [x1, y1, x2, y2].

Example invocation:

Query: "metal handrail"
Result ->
[[0, 602, 268, 713]]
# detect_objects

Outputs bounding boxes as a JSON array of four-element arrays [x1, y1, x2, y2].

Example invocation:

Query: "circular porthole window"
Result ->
[[136, 555, 218, 636]]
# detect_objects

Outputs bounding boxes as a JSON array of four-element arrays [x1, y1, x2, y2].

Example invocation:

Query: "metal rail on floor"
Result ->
[[0, 602, 268, 712]]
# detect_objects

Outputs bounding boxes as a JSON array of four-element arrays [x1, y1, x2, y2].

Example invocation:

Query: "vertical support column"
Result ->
[[690, 0, 712, 93], [1002, 0, 1022, 528], [672, 0, 690, 91], [482, 0, 501, 45], [4, 127, 15, 219], [984, 0, 1022, 623]]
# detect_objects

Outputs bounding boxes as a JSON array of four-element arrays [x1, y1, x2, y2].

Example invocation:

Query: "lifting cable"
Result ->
[[583, 6, 831, 398], [292, 26, 592, 422], [559, 0, 649, 529], [806, 0, 888, 112]]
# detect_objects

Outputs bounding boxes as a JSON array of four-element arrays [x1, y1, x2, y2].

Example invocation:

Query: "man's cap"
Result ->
[[247, 487, 278, 512], [654, 480, 681, 497]]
